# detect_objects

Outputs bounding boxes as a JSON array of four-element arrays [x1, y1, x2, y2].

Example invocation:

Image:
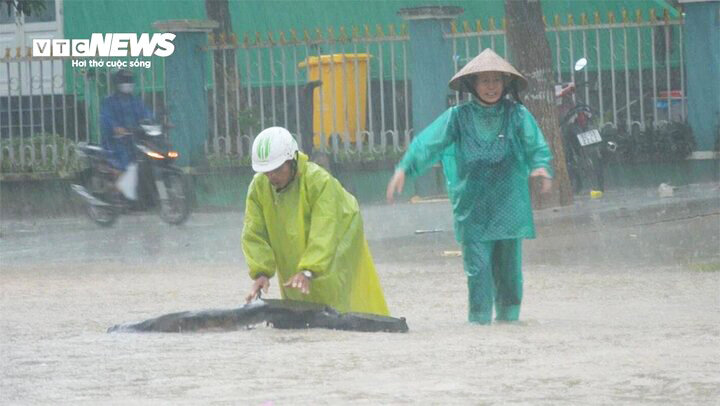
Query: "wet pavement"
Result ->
[[1, 182, 719, 404], [2, 182, 718, 267]]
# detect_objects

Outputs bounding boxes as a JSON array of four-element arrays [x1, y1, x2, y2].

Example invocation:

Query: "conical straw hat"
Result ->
[[449, 48, 528, 93]]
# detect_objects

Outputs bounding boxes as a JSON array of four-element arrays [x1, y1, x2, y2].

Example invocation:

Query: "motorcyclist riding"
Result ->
[[99, 69, 152, 199]]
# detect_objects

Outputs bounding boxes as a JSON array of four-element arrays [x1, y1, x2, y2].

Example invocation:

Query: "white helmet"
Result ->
[[251, 127, 299, 172]]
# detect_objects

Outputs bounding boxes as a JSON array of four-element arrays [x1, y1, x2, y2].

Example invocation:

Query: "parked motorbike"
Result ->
[[71, 121, 191, 227], [556, 58, 616, 195]]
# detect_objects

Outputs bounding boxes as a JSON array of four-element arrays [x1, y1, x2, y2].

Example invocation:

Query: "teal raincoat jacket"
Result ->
[[397, 99, 553, 243]]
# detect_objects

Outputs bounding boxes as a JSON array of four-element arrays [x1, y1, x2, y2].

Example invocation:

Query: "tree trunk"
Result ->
[[205, 0, 241, 151], [505, 0, 573, 208]]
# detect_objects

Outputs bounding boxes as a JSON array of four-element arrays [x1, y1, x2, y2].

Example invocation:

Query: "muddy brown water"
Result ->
[[1, 212, 718, 404]]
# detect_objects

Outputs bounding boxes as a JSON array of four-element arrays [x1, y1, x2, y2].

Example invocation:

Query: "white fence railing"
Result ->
[[1, 11, 686, 171]]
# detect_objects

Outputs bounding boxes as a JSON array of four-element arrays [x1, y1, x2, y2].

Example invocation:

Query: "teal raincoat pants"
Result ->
[[462, 239, 523, 324]]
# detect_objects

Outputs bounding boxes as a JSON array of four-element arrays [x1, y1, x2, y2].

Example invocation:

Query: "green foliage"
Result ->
[[0, 134, 82, 177], [205, 146, 403, 170], [689, 262, 720, 273], [1, 134, 403, 176], [237, 107, 262, 131], [331, 147, 404, 164], [206, 153, 252, 169]]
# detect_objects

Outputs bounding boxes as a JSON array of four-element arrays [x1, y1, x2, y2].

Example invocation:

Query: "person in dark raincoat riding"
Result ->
[[100, 69, 152, 171], [386, 48, 553, 325], [243, 127, 389, 316]]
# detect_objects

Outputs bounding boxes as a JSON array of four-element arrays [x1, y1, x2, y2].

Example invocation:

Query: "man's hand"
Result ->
[[245, 275, 270, 303], [283, 272, 311, 295], [530, 168, 552, 194], [113, 127, 128, 138]]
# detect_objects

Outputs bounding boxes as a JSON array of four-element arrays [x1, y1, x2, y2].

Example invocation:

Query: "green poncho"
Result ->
[[242, 152, 389, 316], [398, 99, 553, 243]]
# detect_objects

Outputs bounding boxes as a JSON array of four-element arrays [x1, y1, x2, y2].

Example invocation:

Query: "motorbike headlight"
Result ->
[[167, 151, 179, 159], [137, 144, 165, 159], [146, 151, 165, 159]]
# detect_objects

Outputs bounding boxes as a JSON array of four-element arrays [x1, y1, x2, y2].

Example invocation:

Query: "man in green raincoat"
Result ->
[[243, 126, 389, 316], [386, 48, 553, 325]]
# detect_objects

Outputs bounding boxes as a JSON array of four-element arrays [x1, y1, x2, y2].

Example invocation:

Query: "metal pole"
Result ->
[[365, 41, 373, 152], [210, 49, 219, 153], [678, 23, 685, 121], [50, 58, 57, 166], [582, 29, 589, 108], [637, 26, 645, 128], [664, 23, 671, 121], [18, 60, 26, 166], [452, 36, 460, 105], [651, 22, 658, 124], [378, 41, 386, 137], [293, 45, 300, 143], [281, 45, 288, 129], [609, 27, 618, 126], [402, 40, 410, 150], [223, 47, 230, 142], [257, 47, 265, 130], [353, 41, 362, 153], [569, 30, 575, 104], [340, 51, 350, 153], [390, 39, 398, 138], [596, 26, 604, 127], [39, 60, 47, 162], [5, 60, 14, 165], [234, 42, 242, 148], [555, 31, 562, 82], [268, 45, 276, 126], [61, 61, 68, 161], [315, 44, 326, 151], [623, 26, 631, 129], [83, 70, 90, 144], [464, 35, 470, 103]]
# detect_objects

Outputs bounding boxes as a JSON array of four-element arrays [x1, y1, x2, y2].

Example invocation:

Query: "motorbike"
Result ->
[[555, 58, 617, 195], [71, 120, 191, 227]]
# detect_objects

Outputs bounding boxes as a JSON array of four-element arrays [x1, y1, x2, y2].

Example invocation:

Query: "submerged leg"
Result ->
[[462, 241, 495, 325], [492, 239, 523, 322]]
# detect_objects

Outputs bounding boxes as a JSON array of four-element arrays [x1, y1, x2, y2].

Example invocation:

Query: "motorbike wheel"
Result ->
[[584, 145, 605, 192], [564, 142, 584, 194], [158, 172, 191, 225], [85, 172, 119, 227], [567, 157, 583, 194]]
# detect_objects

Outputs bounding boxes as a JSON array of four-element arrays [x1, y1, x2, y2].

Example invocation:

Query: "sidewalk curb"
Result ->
[[535, 195, 720, 230]]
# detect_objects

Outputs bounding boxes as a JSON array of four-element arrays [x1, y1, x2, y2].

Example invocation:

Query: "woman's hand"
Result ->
[[386, 170, 406, 204], [530, 168, 552, 194], [245, 275, 270, 303]]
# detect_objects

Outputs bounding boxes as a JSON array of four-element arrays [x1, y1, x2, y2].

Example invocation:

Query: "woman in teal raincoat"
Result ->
[[243, 127, 389, 316], [386, 49, 553, 324]]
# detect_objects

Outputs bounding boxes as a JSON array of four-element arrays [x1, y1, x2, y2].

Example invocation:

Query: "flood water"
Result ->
[[1, 206, 718, 404]]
